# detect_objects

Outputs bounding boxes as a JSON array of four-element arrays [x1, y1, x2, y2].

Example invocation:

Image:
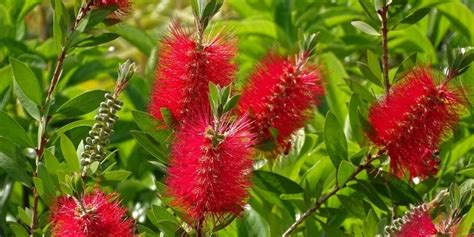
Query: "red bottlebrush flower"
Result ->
[[92, 0, 132, 19], [390, 208, 438, 237], [238, 54, 323, 151], [166, 111, 255, 225], [368, 67, 465, 179], [149, 22, 236, 125], [50, 189, 134, 237]]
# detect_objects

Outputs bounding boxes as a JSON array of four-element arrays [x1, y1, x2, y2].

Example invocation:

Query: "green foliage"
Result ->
[[0, 0, 472, 236]]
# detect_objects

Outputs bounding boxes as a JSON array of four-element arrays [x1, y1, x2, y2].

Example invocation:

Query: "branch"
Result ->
[[282, 153, 382, 237], [30, 1, 93, 235], [378, 5, 390, 95]]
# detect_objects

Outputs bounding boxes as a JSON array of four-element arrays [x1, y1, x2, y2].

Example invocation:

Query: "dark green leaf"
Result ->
[[75, 33, 119, 48], [0, 111, 33, 147], [367, 50, 382, 80], [131, 130, 168, 164], [400, 8, 431, 25], [56, 90, 106, 117], [12, 79, 40, 120], [0, 138, 31, 186], [324, 112, 348, 168], [252, 170, 303, 194], [132, 110, 171, 142]]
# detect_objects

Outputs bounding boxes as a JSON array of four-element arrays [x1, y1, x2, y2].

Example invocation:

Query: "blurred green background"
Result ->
[[0, 0, 473, 236]]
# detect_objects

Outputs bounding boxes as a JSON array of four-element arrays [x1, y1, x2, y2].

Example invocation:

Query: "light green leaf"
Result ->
[[0, 111, 33, 148], [337, 160, 355, 185], [60, 135, 80, 173], [351, 21, 380, 36], [56, 90, 106, 117], [10, 58, 42, 105]]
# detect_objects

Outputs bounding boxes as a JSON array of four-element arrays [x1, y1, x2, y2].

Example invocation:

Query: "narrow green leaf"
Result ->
[[12, 80, 40, 120], [10, 58, 42, 105], [17, 207, 32, 226], [9, 222, 29, 237], [103, 170, 131, 181], [351, 21, 380, 36], [223, 94, 240, 113], [0, 111, 33, 147], [324, 112, 348, 168], [0, 138, 31, 186], [131, 130, 168, 164], [252, 170, 303, 194], [160, 108, 174, 128], [364, 209, 379, 237], [337, 160, 355, 185], [367, 50, 382, 80], [56, 90, 106, 117], [357, 62, 383, 87], [60, 135, 80, 173], [44, 149, 61, 175], [75, 33, 120, 48], [400, 8, 431, 25], [132, 110, 171, 142]]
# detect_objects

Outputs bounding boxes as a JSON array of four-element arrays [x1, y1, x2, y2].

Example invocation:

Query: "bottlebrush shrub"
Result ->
[[238, 54, 323, 152], [368, 67, 465, 179], [149, 22, 237, 125], [50, 189, 134, 237], [385, 204, 437, 237], [166, 110, 255, 227]]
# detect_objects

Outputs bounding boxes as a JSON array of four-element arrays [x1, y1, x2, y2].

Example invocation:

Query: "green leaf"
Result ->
[[394, 53, 416, 83], [160, 107, 174, 128], [103, 170, 131, 181], [44, 149, 61, 175], [357, 62, 383, 87], [12, 79, 40, 120], [78, 6, 117, 32], [60, 135, 80, 173], [51, 0, 68, 52], [10, 58, 42, 105], [148, 205, 178, 236], [223, 94, 240, 113], [371, 172, 421, 205], [56, 90, 106, 117], [337, 160, 355, 185], [17, 207, 32, 226], [131, 130, 168, 164], [252, 170, 303, 194], [400, 8, 431, 25], [0, 111, 33, 147], [110, 24, 155, 56], [351, 21, 380, 36], [75, 33, 120, 48], [364, 209, 379, 237], [132, 110, 171, 142], [9, 222, 29, 237], [324, 112, 348, 168], [0, 138, 31, 186], [367, 50, 382, 81]]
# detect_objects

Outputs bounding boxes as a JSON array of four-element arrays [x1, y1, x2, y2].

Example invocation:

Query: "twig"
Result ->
[[378, 5, 390, 95], [29, 1, 93, 235], [282, 153, 382, 237]]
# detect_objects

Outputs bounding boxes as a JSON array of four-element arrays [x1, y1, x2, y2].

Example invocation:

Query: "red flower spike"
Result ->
[[238, 54, 323, 151], [51, 189, 134, 237], [166, 111, 255, 225], [93, 0, 132, 20], [395, 209, 438, 237], [368, 67, 465, 179], [149, 22, 236, 125]]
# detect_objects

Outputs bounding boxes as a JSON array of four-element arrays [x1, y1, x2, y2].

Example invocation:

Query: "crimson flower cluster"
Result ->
[[50, 190, 134, 237], [239, 55, 323, 152], [149, 22, 236, 125], [166, 113, 255, 224], [368, 67, 464, 179]]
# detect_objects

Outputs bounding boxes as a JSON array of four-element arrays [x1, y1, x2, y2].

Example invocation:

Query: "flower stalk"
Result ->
[[81, 60, 136, 177]]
